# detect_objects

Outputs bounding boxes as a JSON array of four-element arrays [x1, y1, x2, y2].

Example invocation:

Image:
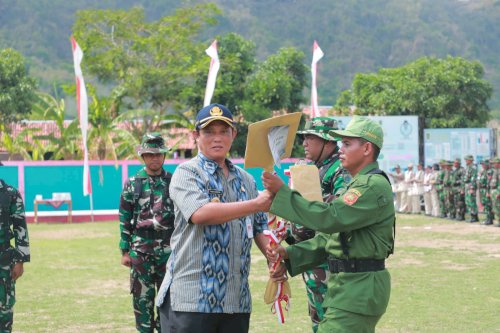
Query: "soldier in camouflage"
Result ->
[[491, 157, 500, 227], [119, 133, 175, 333], [443, 161, 455, 219], [463, 155, 479, 223], [478, 160, 494, 225], [0, 179, 30, 333], [452, 158, 466, 221], [288, 117, 349, 333], [435, 160, 448, 218]]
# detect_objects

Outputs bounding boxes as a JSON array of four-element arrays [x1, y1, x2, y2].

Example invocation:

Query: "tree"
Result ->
[[72, 4, 220, 115], [337, 56, 493, 128], [186, 33, 258, 116], [31, 92, 81, 160], [0, 48, 38, 124], [244, 47, 308, 121]]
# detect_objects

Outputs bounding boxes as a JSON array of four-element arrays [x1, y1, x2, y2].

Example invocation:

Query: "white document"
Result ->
[[268, 125, 289, 168]]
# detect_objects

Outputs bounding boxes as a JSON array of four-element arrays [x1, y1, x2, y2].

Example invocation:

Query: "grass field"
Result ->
[[13, 214, 500, 333]]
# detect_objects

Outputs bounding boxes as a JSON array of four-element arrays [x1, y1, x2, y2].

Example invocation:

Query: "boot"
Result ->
[[466, 214, 479, 223], [481, 219, 493, 225], [455, 215, 465, 221]]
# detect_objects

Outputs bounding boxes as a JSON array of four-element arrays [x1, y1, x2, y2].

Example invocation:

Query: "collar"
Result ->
[[358, 161, 380, 176], [137, 167, 166, 178], [198, 152, 235, 175]]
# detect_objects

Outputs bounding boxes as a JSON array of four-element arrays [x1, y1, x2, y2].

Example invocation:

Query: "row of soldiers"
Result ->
[[389, 156, 500, 226], [436, 156, 500, 226]]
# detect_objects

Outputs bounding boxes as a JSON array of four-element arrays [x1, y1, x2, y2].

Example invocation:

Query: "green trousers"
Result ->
[[318, 307, 382, 333]]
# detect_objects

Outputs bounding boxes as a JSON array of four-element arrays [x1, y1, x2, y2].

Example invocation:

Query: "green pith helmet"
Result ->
[[136, 132, 169, 156], [297, 117, 340, 141], [492, 157, 500, 164], [464, 155, 474, 161]]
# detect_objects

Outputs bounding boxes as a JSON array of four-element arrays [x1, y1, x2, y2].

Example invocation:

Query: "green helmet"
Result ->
[[136, 132, 169, 156], [297, 117, 340, 141]]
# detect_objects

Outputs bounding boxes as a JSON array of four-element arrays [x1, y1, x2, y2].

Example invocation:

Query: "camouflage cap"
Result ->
[[439, 159, 447, 164], [136, 132, 169, 156], [464, 155, 474, 161], [297, 117, 340, 141], [491, 157, 500, 163], [480, 159, 490, 165], [330, 116, 383, 148], [446, 160, 454, 165]]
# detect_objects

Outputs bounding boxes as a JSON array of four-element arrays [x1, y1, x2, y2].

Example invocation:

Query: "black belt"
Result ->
[[327, 258, 385, 273], [134, 228, 172, 240]]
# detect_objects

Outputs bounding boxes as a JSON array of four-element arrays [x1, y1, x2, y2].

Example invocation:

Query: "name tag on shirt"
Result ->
[[245, 216, 254, 239]]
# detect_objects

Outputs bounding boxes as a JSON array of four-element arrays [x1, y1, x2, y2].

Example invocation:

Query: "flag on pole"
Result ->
[[71, 36, 92, 196], [310, 41, 324, 118], [203, 40, 220, 107]]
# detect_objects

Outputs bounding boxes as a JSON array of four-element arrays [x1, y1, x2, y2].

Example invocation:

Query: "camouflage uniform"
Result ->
[[451, 159, 466, 220], [491, 158, 500, 227], [435, 160, 447, 218], [0, 180, 30, 333], [119, 134, 175, 333], [443, 161, 455, 219], [478, 160, 494, 225], [288, 118, 349, 333], [463, 155, 478, 222]]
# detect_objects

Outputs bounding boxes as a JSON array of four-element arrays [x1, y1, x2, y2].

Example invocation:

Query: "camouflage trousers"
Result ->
[[301, 263, 329, 333], [0, 265, 15, 333], [437, 189, 446, 216], [130, 249, 170, 333], [465, 184, 478, 216], [453, 187, 465, 218], [491, 189, 500, 222], [479, 189, 493, 220], [444, 188, 454, 217]]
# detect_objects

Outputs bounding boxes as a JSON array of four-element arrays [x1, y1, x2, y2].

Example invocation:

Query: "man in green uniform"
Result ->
[[491, 157, 500, 227], [444, 160, 455, 219], [478, 160, 494, 225], [262, 116, 395, 333], [290, 117, 348, 332], [435, 160, 448, 218], [463, 155, 479, 222], [0, 179, 30, 333], [119, 133, 175, 333], [452, 158, 466, 221]]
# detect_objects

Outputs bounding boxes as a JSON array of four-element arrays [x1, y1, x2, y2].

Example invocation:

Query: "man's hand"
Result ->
[[262, 172, 285, 194], [121, 252, 132, 267], [266, 243, 288, 263], [270, 261, 288, 283], [254, 190, 274, 212], [11, 262, 24, 281]]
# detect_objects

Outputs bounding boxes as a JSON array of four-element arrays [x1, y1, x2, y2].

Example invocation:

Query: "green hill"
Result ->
[[1, 0, 499, 111]]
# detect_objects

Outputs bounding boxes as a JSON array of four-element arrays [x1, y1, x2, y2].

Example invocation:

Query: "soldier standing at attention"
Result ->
[[491, 157, 500, 227], [435, 160, 448, 218], [263, 116, 395, 333], [452, 158, 466, 221], [444, 160, 456, 219], [119, 133, 175, 333], [290, 117, 348, 333], [478, 160, 494, 226], [0, 179, 30, 333], [463, 155, 479, 223]]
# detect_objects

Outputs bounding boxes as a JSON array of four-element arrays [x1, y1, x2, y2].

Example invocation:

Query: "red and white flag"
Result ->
[[71, 36, 92, 196], [203, 40, 220, 107], [310, 41, 324, 118]]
